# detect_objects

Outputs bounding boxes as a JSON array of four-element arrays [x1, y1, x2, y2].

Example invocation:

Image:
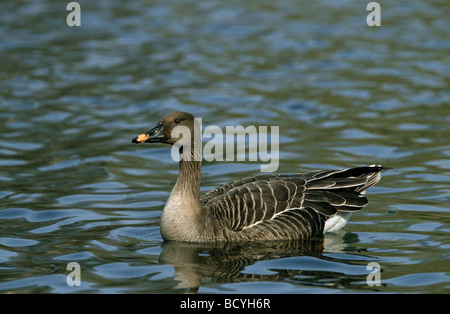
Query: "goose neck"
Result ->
[[175, 158, 202, 199]]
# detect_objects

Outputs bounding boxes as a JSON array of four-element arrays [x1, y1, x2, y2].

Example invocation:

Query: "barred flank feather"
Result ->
[[203, 165, 384, 240]]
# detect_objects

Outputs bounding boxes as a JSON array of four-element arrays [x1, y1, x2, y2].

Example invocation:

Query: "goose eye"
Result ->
[[174, 118, 181, 124]]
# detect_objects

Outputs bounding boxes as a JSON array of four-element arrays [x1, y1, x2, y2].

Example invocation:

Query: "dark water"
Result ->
[[0, 0, 449, 293]]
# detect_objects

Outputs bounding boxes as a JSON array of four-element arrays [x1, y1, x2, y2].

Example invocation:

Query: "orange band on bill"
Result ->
[[136, 133, 150, 143]]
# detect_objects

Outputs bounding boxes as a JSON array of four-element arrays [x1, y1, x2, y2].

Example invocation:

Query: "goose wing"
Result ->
[[201, 165, 383, 232], [200, 173, 282, 204], [202, 176, 306, 231]]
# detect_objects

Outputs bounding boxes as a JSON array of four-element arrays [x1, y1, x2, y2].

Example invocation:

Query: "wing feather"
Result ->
[[201, 165, 383, 233]]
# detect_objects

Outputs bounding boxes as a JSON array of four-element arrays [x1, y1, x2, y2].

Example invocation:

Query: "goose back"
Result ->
[[200, 165, 383, 241]]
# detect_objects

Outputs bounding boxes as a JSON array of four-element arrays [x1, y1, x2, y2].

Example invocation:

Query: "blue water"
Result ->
[[0, 0, 449, 293]]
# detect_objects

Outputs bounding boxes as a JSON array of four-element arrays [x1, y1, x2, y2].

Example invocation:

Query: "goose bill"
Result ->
[[132, 123, 164, 143]]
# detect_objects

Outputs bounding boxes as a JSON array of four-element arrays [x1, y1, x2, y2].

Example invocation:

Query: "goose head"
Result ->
[[132, 111, 197, 147]]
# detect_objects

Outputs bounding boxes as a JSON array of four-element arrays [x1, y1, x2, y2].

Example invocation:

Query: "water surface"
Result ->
[[0, 0, 449, 293]]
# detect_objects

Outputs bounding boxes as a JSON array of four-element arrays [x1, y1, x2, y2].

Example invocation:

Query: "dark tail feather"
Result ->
[[303, 165, 385, 216], [326, 165, 384, 193]]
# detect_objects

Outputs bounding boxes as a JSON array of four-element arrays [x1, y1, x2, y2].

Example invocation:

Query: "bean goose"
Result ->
[[132, 111, 384, 242]]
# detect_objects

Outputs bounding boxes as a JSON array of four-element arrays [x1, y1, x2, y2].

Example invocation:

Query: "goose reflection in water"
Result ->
[[158, 230, 363, 293]]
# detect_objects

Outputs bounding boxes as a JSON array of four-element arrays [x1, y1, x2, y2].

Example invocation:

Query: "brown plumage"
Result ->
[[132, 111, 384, 242]]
